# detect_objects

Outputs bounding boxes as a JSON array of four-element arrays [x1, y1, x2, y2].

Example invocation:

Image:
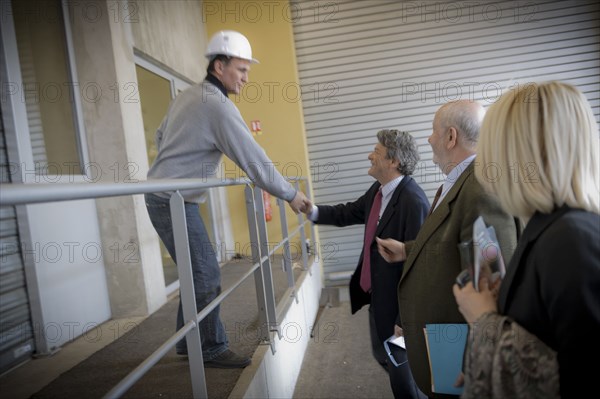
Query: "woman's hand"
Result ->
[[453, 278, 499, 324], [376, 237, 406, 262], [454, 372, 464, 388]]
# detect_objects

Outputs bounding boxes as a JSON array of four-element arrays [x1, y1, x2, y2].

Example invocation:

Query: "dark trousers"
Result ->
[[386, 344, 429, 399], [369, 308, 428, 399]]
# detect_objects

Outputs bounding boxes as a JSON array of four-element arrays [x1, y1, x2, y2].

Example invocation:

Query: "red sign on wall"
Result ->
[[250, 120, 262, 135]]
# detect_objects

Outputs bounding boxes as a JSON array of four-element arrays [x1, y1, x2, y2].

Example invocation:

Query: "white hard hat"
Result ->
[[205, 30, 259, 64]]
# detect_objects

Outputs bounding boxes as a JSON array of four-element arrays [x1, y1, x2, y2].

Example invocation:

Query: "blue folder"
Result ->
[[423, 323, 468, 395]]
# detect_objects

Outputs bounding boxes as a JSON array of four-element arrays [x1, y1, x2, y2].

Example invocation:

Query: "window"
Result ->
[[136, 65, 172, 166], [12, 0, 85, 175]]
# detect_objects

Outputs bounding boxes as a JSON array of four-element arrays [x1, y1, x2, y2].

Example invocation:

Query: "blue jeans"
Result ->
[[144, 193, 227, 360]]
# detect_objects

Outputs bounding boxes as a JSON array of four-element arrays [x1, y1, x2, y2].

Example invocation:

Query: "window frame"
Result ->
[[2, 0, 90, 183]]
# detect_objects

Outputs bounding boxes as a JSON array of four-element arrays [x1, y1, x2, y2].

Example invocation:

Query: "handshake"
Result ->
[[288, 190, 313, 214]]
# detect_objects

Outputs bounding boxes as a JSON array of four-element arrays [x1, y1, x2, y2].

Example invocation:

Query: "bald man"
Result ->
[[377, 100, 519, 398]]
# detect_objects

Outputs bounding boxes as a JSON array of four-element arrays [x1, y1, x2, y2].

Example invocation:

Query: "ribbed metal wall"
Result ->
[[292, 0, 600, 283], [0, 105, 34, 374], [13, 7, 48, 169]]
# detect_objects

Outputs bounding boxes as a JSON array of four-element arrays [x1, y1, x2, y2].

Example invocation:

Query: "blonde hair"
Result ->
[[475, 81, 600, 219]]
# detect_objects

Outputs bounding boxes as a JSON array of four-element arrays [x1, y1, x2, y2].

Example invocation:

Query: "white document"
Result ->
[[387, 335, 406, 349]]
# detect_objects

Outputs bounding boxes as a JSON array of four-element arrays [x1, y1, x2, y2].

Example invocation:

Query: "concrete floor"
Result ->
[[0, 313, 148, 399], [293, 302, 394, 398]]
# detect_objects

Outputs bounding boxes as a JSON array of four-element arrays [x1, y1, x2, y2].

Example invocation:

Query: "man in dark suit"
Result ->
[[377, 100, 520, 398], [306, 130, 429, 398]]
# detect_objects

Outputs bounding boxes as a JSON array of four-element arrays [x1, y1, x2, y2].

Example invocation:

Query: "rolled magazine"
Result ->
[[457, 216, 506, 291], [472, 216, 506, 291]]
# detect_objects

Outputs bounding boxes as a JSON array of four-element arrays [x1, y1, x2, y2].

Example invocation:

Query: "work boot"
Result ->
[[176, 347, 188, 356], [204, 349, 251, 369]]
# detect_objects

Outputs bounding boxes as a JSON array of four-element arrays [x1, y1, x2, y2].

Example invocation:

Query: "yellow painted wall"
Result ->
[[205, 0, 313, 255]]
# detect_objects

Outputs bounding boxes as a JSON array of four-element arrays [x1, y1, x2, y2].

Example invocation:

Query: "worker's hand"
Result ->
[[302, 197, 313, 213], [376, 237, 407, 262], [289, 191, 312, 214]]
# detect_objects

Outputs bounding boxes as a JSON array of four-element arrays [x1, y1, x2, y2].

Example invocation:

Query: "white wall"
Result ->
[[25, 199, 111, 350], [229, 260, 322, 399]]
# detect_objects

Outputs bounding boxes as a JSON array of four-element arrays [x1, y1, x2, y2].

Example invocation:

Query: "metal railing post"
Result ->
[[244, 186, 271, 345], [302, 177, 318, 262], [294, 181, 310, 273], [277, 197, 298, 303], [252, 187, 279, 339], [170, 192, 207, 398]]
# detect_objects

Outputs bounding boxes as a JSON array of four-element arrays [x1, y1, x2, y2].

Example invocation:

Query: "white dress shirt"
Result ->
[[431, 154, 476, 213]]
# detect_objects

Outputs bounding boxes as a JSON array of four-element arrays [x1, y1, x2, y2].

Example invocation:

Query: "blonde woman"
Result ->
[[453, 81, 600, 398]]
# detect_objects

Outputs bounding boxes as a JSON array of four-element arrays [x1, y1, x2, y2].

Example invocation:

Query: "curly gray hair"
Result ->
[[376, 129, 420, 175]]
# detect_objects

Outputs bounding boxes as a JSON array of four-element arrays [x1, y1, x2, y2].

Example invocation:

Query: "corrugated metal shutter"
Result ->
[[13, 3, 48, 170], [0, 105, 35, 374], [292, 0, 600, 285]]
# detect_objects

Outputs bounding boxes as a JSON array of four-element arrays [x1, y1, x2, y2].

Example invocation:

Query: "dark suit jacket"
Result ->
[[316, 176, 429, 344], [398, 163, 519, 397], [498, 206, 600, 399]]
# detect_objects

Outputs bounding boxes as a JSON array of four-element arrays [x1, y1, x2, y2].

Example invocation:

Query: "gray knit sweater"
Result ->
[[147, 80, 296, 203]]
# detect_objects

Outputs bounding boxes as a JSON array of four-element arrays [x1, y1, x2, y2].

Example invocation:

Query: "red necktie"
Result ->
[[428, 184, 444, 216], [360, 189, 383, 292]]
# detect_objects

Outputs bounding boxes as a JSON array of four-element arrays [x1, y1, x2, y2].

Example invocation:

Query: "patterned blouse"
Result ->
[[462, 312, 560, 399]]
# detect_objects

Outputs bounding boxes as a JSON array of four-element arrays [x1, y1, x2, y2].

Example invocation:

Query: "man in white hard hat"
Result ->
[[145, 30, 311, 368]]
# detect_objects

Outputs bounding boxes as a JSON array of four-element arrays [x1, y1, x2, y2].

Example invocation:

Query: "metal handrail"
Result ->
[[0, 177, 315, 398], [0, 178, 251, 205], [105, 254, 267, 398]]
